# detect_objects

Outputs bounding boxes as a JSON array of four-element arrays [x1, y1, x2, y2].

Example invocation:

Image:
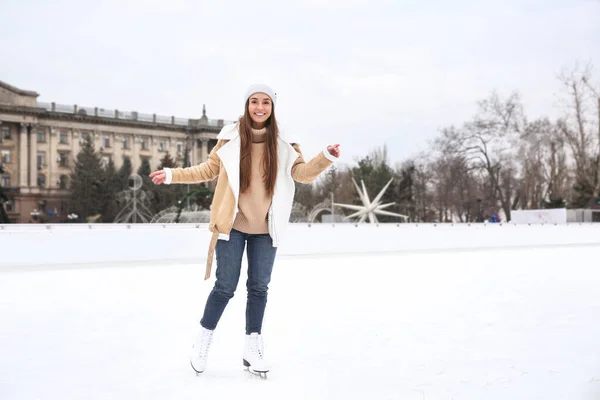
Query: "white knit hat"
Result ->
[[244, 84, 277, 106]]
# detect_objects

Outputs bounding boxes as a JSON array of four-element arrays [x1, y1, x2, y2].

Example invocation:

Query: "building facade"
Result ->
[[0, 80, 228, 223]]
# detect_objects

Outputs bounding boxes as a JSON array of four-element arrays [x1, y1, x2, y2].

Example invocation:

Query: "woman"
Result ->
[[150, 84, 340, 378]]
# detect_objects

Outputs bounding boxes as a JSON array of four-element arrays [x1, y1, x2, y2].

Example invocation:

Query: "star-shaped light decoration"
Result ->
[[333, 178, 408, 223]]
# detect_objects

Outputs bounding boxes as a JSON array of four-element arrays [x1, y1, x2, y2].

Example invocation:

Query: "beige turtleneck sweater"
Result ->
[[232, 128, 272, 234]]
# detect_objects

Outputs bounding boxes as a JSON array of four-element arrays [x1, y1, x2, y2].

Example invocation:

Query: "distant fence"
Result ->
[[510, 209, 567, 224], [510, 208, 600, 223]]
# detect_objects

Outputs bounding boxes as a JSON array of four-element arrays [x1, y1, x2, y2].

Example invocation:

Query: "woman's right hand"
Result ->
[[149, 170, 166, 185]]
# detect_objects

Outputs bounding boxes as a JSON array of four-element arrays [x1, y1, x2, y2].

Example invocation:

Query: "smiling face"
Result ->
[[247, 92, 273, 129]]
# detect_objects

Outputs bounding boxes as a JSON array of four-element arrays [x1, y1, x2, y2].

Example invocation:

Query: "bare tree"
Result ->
[[435, 91, 525, 221], [449, 156, 481, 222], [307, 164, 356, 211], [411, 161, 435, 222], [514, 118, 569, 209], [557, 63, 600, 206], [427, 154, 479, 222], [429, 157, 451, 222]]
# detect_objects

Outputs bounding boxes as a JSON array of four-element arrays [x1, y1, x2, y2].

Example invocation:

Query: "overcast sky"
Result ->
[[1, 0, 599, 168]]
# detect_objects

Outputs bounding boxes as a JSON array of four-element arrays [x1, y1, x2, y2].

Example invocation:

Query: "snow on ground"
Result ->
[[2, 246, 600, 400]]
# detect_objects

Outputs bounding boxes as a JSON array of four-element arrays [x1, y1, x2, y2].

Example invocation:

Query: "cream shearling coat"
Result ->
[[164, 123, 337, 280]]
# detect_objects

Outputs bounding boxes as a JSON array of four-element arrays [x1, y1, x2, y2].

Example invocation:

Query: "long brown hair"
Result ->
[[238, 100, 279, 196]]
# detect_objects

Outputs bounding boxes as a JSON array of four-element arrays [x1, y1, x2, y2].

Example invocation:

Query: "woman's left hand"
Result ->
[[327, 144, 341, 158]]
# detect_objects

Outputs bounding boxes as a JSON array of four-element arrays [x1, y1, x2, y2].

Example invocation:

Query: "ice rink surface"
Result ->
[[2, 245, 600, 400]]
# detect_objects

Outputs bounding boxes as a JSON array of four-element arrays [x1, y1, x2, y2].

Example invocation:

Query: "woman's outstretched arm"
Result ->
[[150, 140, 226, 185], [291, 143, 340, 183]]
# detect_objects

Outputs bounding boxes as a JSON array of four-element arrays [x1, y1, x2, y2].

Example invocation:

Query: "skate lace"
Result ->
[[254, 336, 264, 359], [197, 330, 212, 358]]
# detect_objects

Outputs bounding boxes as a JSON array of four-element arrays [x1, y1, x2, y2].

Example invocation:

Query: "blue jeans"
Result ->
[[200, 229, 277, 334]]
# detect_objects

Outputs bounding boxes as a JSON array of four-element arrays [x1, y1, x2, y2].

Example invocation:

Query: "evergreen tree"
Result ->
[[0, 164, 10, 223], [153, 151, 184, 213], [137, 157, 153, 190], [395, 161, 416, 221], [137, 157, 157, 214], [101, 158, 121, 222], [0, 192, 8, 223], [543, 197, 566, 209], [117, 156, 133, 190], [570, 156, 598, 208], [351, 145, 399, 222], [69, 135, 105, 221], [174, 186, 214, 222], [157, 151, 178, 169]]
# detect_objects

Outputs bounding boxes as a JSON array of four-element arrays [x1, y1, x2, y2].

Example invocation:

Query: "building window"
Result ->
[[1, 150, 10, 164], [81, 132, 90, 141], [102, 136, 110, 148], [1, 126, 10, 140], [37, 152, 46, 170], [37, 129, 46, 142], [2, 174, 10, 187], [123, 137, 131, 149], [101, 156, 110, 167], [59, 175, 68, 189], [59, 153, 69, 167], [141, 138, 148, 150], [59, 131, 68, 144], [37, 174, 46, 188], [159, 140, 166, 152], [177, 142, 183, 154], [5, 199, 14, 212]]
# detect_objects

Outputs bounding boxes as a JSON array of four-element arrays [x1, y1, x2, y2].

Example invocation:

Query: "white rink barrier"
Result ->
[[1, 222, 600, 268], [510, 208, 567, 224]]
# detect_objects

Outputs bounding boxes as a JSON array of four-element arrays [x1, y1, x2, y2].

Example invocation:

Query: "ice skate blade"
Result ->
[[245, 367, 268, 380], [190, 360, 204, 376], [243, 359, 268, 379]]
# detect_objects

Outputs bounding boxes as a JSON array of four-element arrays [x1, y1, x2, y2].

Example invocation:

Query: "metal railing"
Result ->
[[36, 101, 232, 128]]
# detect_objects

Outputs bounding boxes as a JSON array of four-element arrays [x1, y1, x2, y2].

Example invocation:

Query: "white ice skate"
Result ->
[[190, 326, 213, 375], [243, 332, 269, 379]]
